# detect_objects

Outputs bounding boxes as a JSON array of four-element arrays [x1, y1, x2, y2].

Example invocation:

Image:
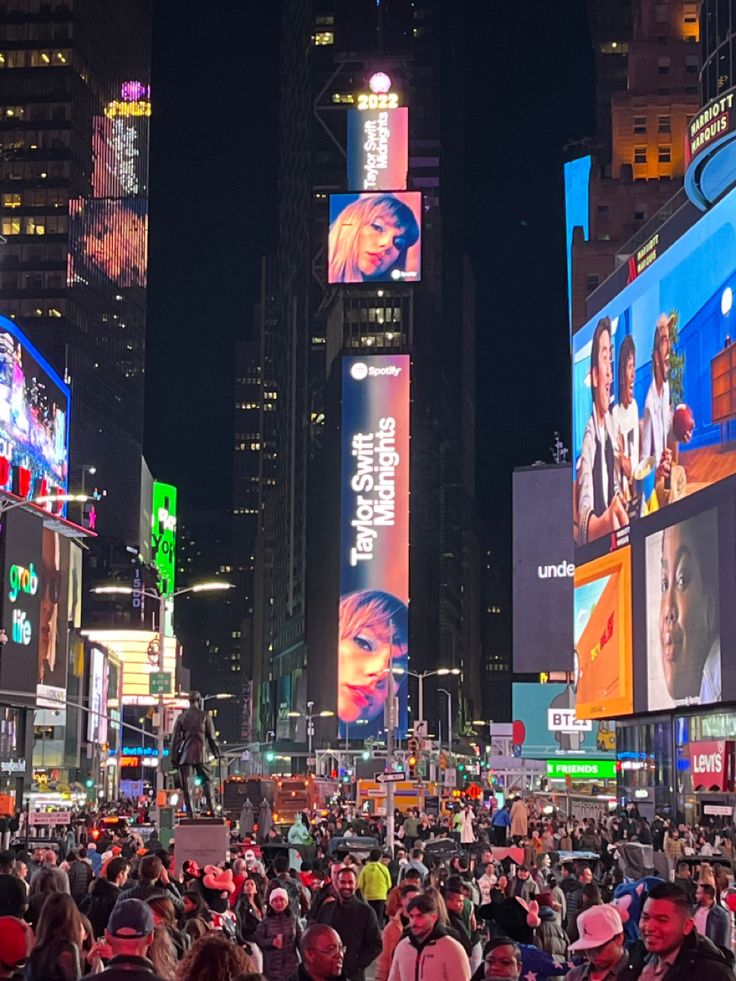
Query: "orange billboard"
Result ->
[[574, 548, 633, 719]]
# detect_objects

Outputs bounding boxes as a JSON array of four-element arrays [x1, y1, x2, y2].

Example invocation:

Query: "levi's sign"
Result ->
[[690, 740, 734, 791]]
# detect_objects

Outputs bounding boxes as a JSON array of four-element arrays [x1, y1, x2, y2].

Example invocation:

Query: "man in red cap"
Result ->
[[0, 916, 32, 980]]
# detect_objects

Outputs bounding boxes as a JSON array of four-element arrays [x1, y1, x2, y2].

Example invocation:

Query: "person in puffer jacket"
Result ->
[[256, 887, 302, 981], [534, 895, 568, 960], [388, 892, 470, 981]]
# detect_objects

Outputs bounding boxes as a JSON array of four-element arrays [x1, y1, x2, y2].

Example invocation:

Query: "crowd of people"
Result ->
[[0, 797, 735, 980]]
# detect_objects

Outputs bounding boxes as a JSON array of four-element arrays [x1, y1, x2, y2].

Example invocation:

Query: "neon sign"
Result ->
[[8, 562, 38, 602], [104, 100, 151, 119], [121, 81, 150, 102]]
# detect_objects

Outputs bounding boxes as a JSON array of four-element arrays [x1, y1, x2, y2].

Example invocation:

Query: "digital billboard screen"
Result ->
[[0, 313, 69, 501], [572, 183, 736, 550], [645, 505, 721, 711], [328, 192, 422, 285], [347, 107, 409, 192], [512, 465, 573, 672], [0, 508, 43, 703], [574, 547, 633, 719], [39, 529, 70, 694], [512, 682, 615, 758], [338, 356, 410, 739], [151, 481, 177, 599], [87, 646, 109, 743], [68, 197, 148, 289]]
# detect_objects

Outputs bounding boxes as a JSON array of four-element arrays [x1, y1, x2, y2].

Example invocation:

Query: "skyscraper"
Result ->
[[0, 0, 152, 543], [248, 0, 480, 751], [570, 0, 701, 331]]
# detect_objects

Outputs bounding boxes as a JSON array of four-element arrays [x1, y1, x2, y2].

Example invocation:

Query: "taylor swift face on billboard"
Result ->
[[328, 194, 420, 284], [338, 589, 408, 726]]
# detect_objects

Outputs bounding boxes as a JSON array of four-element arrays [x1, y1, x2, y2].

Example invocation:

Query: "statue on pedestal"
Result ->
[[171, 691, 220, 816]]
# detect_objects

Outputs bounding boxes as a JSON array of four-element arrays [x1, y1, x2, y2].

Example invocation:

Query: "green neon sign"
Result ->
[[546, 759, 617, 780], [151, 481, 177, 598]]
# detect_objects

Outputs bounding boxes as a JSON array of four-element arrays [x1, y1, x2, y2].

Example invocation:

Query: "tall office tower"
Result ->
[[0, 0, 151, 543], [700, 0, 736, 100], [250, 0, 480, 749], [570, 0, 701, 331]]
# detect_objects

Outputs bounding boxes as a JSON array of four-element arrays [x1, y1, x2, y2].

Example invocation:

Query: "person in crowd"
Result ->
[[181, 890, 212, 942], [68, 847, 93, 906], [473, 938, 523, 981], [357, 847, 392, 926], [267, 855, 308, 918], [236, 877, 264, 945], [490, 874, 509, 904], [508, 866, 538, 903], [80, 856, 129, 938], [460, 806, 477, 851], [534, 893, 568, 960], [256, 887, 301, 981], [568, 883, 602, 946], [25, 865, 69, 930], [0, 852, 28, 919], [315, 866, 382, 981], [693, 882, 730, 951], [148, 924, 178, 981], [566, 904, 628, 979], [176, 930, 260, 981], [86, 842, 102, 878], [509, 798, 529, 843], [0, 915, 32, 980], [635, 881, 733, 980], [290, 924, 348, 981], [387, 892, 470, 981], [26, 892, 91, 980], [147, 894, 190, 960], [401, 848, 429, 885], [376, 883, 421, 981], [477, 865, 497, 906], [119, 855, 183, 913], [492, 805, 511, 846]]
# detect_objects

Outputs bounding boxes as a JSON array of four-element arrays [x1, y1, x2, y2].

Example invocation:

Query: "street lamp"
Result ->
[[203, 693, 236, 706], [405, 668, 461, 724], [438, 688, 453, 761], [297, 702, 335, 759], [92, 580, 234, 808], [0, 492, 92, 516]]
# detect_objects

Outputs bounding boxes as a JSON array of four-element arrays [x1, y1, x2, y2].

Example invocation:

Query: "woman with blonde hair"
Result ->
[[328, 194, 419, 283]]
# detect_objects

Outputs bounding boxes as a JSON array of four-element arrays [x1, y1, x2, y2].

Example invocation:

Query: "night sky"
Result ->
[[144, 2, 595, 536]]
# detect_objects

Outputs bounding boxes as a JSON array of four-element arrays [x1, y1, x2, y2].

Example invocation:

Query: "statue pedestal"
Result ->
[[173, 817, 229, 875]]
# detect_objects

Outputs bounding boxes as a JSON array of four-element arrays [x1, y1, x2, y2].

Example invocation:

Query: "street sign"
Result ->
[[29, 810, 71, 826], [413, 720, 428, 739], [407, 736, 420, 755], [375, 770, 406, 784], [149, 671, 172, 695], [444, 768, 457, 788]]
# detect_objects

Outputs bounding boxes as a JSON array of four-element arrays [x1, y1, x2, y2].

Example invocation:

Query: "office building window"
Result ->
[[658, 115, 671, 133], [634, 146, 647, 164], [658, 145, 672, 163], [657, 57, 671, 75], [633, 115, 647, 134]]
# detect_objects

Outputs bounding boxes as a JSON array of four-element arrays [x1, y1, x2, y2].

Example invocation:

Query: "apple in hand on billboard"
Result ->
[[673, 403, 694, 443]]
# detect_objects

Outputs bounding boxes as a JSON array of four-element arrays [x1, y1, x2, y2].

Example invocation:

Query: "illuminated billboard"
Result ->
[[0, 508, 43, 703], [0, 313, 69, 503], [511, 683, 615, 758], [67, 197, 148, 289], [328, 192, 422, 285], [645, 506, 721, 711], [82, 629, 177, 703], [512, 465, 573, 672], [87, 647, 109, 743], [151, 481, 176, 598], [572, 183, 736, 549], [347, 107, 408, 191], [338, 355, 410, 739], [574, 547, 633, 719], [38, 529, 70, 695]]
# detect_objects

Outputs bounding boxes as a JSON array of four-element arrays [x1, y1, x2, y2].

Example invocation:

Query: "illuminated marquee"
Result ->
[[81, 629, 177, 702], [104, 99, 151, 119]]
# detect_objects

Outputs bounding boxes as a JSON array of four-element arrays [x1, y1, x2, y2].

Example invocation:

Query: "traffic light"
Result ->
[[458, 763, 465, 773], [361, 750, 370, 761], [407, 754, 417, 779], [85, 778, 94, 789], [265, 751, 275, 763], [193, 773, 204, 787]]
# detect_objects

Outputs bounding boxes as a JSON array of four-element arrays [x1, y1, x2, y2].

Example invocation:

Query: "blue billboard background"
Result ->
[[512, 682, 615, 758]]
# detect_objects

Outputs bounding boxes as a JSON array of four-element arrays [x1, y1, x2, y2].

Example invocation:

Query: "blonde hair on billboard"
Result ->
[[339, 589, 408, 655], [328, 194, 419, 283]]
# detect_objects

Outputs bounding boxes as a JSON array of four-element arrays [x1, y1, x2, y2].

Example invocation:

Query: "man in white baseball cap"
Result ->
[[567, 904, 628, 979]]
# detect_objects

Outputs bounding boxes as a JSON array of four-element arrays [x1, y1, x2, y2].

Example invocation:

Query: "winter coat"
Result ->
[[255, 907, 301, 981], [68, 858, 93, 904], [535, 916, 568, 959], [510, 800, 528, 838], [375, 914, 406, 981], [315, 894, 383, 981], [357, 860, 392, 901], [622, 930, 734, 980], [387, 926, 470, 981], [79, 955, 167, 981], [236, 896, 264, 943], [26, 939, 82, 981], [79, 876, 121, 937]]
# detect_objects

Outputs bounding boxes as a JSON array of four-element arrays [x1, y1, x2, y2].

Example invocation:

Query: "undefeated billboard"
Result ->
[[512, 465, 573, 673], [338, 356, 409, 739]]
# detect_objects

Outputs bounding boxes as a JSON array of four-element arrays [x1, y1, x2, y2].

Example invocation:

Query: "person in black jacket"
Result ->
[[624, 882, 734, 980], [80, 858, 128, 938], [79, 899, 166, 981], [117, 855, 182, 914], [314, 867, 382, 981], [288, 924, 349, 981]]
